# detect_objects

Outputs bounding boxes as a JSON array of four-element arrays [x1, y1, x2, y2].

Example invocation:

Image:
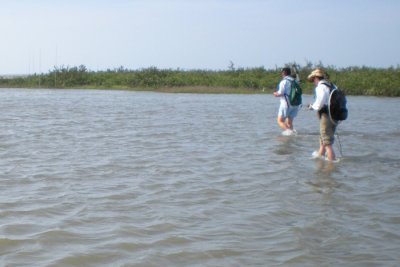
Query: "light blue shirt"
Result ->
[[277, 76, 294, 108]]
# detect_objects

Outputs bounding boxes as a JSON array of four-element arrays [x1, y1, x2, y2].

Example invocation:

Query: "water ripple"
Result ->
[[0, 90, 399, 266]]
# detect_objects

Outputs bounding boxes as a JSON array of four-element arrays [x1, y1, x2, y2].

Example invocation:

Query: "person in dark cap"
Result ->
[[273, 67, 299, 136]]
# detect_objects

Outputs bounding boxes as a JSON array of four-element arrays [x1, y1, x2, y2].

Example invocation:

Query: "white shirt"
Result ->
[[277, 76, 294, 108], [311, 80, 331, 111]]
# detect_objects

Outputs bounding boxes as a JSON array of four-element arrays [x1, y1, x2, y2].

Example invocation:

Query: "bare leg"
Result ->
[[286, 117, 293, 130], [319, 142, 336, 161], [325, 145, 336, 161], [277, 116, 289, 130], [318, 139, 326, 157]]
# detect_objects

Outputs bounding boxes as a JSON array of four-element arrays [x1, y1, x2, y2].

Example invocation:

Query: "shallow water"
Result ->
[[0, 89, 399, 266]]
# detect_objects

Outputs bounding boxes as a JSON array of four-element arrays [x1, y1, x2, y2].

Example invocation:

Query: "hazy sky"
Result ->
[[1, 0, 399, 74]]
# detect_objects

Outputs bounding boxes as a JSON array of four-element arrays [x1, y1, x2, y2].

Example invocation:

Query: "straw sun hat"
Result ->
[[307, 68, 327, 82]]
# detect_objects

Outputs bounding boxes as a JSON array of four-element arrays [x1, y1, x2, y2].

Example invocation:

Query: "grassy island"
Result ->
[[1, 63, 399, 96]]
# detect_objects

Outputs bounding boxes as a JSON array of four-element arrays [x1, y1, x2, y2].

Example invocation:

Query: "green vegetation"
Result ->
[[1, 63, 399, 96]]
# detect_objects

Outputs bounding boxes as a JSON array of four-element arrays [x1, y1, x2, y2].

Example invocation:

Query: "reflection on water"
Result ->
[[307, 159, 340, 194], [0, 89, 399, 266], [314, 158, 338, 177], [273, 136, 297, 155]]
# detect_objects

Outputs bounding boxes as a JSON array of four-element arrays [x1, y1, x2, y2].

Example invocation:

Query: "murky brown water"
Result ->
[[0, 89, 399, 266]]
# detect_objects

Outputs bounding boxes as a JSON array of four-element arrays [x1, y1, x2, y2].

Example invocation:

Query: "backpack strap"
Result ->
[[283, 77, 292, 106], [320, 81, 341, 124], [321, 81, 334, 92], [283, 77, 294, 96], [318, 81, 334, 116]]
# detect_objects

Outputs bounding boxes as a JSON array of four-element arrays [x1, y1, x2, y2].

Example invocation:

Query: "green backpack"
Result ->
[[286, 79, 302, 106]]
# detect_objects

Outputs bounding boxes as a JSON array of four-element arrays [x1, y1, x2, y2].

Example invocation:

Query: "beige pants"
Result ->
[[320, 113, 336, 145]]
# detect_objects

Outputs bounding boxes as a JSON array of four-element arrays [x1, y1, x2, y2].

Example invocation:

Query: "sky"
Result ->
[[1, 0, 399, 74]]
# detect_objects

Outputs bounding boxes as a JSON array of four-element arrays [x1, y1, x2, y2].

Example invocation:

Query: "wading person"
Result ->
[[273, 67, 299, 136], [307, 68, 336, 161]]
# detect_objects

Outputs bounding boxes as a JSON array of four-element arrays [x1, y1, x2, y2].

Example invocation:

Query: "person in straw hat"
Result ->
[[273, 67, 299, 136], [307, 68, 337, 161]]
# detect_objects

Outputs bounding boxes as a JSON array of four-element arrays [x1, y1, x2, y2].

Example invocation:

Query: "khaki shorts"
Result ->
[[320, 113, 336, 145]]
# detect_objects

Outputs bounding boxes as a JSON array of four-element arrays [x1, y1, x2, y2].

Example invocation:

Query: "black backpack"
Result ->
[[322, 82, 348, 124]]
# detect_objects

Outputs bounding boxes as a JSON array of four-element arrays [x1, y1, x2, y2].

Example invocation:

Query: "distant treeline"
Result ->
[[1, 63, 399, 96]]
